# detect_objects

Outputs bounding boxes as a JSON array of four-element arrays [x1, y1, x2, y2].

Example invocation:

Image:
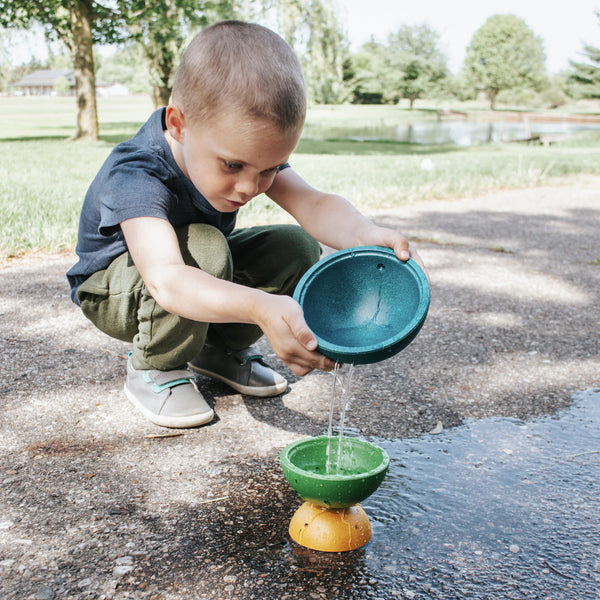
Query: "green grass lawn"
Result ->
[[1, 96, 599, 257]]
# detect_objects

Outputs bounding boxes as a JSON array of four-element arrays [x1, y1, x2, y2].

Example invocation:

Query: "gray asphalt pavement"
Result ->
[[1, 178, 599, 599]]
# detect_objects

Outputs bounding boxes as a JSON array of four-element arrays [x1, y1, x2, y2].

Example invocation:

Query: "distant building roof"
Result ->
[[12, 69, 75, 88], [11, 68, 122, 96]]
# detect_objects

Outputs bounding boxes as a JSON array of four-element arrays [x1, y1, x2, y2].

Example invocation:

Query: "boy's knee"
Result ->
[[176, 223, 233, 279], [274, 225, 321, 268]]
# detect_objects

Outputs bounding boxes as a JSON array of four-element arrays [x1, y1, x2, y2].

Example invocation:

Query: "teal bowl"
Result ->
[[280, 436, 390, 508], [293, 246, 430, 364]]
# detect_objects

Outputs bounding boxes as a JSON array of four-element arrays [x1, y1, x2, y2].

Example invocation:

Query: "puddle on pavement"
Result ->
[[276, 388, 600, 598]]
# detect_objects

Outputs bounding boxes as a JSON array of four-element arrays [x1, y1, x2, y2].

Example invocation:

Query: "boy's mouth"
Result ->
[[223, 198, 247, 210]]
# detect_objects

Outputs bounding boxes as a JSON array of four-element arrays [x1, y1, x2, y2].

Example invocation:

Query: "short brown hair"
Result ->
[[172, 21, 306, 133]]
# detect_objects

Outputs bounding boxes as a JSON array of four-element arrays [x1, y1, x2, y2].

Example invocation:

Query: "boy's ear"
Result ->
[[164, 104, 186, 143]]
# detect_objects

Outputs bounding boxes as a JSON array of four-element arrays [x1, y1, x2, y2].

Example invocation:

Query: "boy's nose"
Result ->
[[234, 175, 259, 197]]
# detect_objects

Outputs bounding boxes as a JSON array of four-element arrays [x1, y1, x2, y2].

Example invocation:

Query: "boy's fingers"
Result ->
[[288, 362, 314, 377], [280, 300, 338, 372], [304, 335, 318, 352], [393, 238, 410, 261], [321, 357, 337, 371], [283, 312, 338, 371], [285, 311, 318, 351]]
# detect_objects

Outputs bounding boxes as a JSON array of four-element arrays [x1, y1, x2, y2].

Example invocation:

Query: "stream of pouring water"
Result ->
[[326, 363, 355, 474]]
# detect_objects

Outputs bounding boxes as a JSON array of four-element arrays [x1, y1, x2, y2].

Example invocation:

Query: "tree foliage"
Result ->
[[386, 24, 448, 108], [125, 0, 230, 108], [464, 14, 547, 109], [301, 0, 348, 104], [347, 24, 448, 107], [0, 30, 44, 92], [347, 40, 389, 104], [96, 44, 148, 93], [272, 0, 348, 104], [122, 0, 348, 107], [567, 10, 600, 98]]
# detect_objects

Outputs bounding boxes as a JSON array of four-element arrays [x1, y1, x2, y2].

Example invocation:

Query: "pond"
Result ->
[[302, 119, 600, 146]]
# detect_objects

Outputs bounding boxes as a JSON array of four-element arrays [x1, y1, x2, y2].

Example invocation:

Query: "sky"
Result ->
[[338, 0, 600, 73], [6, 0, 599, 74]]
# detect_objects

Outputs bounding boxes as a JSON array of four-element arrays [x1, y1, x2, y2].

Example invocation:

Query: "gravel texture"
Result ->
[[1, 179, 599, 599]]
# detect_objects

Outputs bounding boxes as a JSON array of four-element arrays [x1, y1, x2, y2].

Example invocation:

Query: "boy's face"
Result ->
[[165, 107, 300, 213]]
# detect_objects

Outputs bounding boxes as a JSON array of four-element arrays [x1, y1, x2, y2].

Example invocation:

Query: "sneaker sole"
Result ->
[[187, 365, 287, 397], [124, 383, 214, 428]]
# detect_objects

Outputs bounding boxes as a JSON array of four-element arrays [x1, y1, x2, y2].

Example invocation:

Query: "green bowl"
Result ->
[[280, 436, 389, 508]]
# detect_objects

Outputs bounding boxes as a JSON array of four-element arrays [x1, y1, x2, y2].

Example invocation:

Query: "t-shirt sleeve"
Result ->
[[98, 149, 175, 237]]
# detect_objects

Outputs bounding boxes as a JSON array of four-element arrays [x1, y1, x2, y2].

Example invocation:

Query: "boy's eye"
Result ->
[[223, 161, 279, 175]]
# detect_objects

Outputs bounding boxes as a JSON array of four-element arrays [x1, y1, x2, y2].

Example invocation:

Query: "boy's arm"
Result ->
[[268, 167, 422, 265], [120, 216, 333, 375]]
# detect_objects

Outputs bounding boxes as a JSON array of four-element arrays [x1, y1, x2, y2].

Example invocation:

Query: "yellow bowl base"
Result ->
[[288, 501, 372, 552]]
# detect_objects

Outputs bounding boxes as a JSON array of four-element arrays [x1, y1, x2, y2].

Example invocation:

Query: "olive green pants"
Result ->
[[77, 223, 320, 370]]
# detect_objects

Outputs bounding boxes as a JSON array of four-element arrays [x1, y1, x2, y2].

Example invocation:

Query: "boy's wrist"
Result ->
[[242, 287, 273, 327]]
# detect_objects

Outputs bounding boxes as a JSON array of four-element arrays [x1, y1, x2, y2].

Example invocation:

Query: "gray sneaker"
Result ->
[[188, 345, 288, 397], [124, 356, 214, 428]]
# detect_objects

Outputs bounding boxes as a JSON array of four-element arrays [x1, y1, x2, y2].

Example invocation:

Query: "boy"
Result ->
[[67, 21, 422, 429]]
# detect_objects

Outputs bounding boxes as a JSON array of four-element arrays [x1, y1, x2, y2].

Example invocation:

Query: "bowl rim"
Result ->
[[293, 246, 430, 358], [279, 435, 390, 482]]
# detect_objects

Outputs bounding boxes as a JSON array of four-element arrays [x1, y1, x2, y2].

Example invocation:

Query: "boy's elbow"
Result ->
[[146, 283, 171, 313], [144, 272, 179, 314]]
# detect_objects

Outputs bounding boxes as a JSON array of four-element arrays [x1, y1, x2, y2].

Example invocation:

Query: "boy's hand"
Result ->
[[255, 294, 336, 376], [361, 225, 427, 274], [392, 236, 426, 273]]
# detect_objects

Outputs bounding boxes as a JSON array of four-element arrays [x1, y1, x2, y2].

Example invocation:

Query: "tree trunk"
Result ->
[[152, 85, 172, 108], [150, 50, 175, 108], [70, 1, 98, 141], [489, 88, 498, 110]]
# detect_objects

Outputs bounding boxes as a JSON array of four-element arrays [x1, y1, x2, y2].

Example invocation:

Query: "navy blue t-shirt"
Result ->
[[66, 108, 239, 305]]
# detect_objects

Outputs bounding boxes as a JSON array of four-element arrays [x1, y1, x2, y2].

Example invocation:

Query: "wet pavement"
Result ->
[[3, 389, 598, 599]]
